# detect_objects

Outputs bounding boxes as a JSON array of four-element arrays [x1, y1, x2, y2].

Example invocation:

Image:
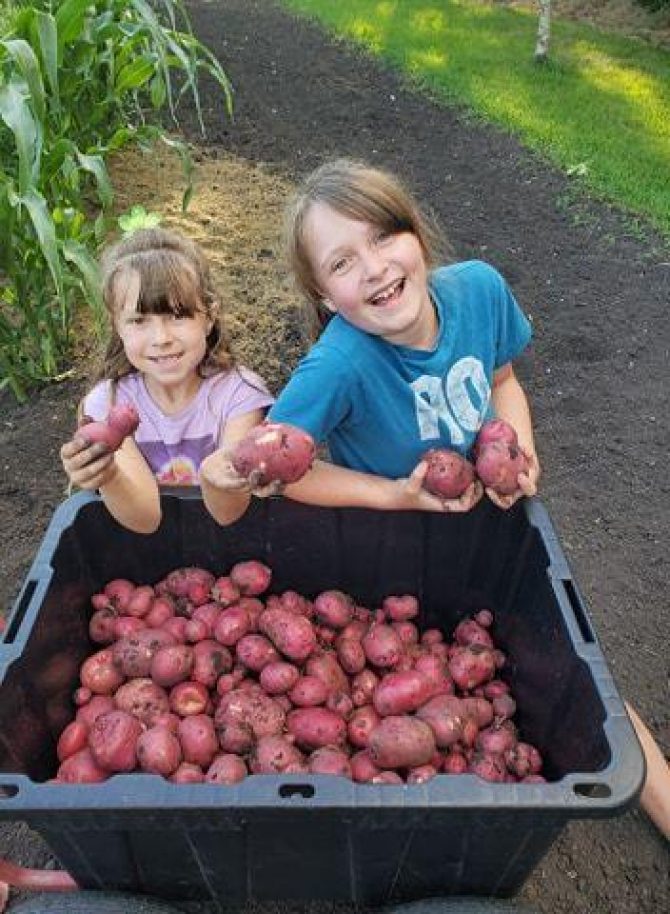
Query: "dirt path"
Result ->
[[0, 0, 667, 910]]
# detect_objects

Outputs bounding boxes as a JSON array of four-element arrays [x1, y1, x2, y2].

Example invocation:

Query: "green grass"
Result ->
[[282, 0, 670, 237]]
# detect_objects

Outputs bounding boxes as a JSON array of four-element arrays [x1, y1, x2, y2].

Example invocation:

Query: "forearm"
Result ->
[[99, 465, 161, 534], [491, 372, 536, 460], [201, 476, 252, 526], [284, 459, 410, 510]]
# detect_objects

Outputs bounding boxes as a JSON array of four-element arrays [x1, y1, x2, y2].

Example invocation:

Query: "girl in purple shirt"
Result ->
[[60, 228, 273, 533]]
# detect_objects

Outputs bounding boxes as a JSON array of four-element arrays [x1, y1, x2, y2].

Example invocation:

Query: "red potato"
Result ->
[[78, 423, 123, 452], [211, 576, 241, 607], [461, 696, 494, 729], [169, 762, 205, 783], [73, 687, 93, 707], [477, 720, 518, 755], [469, 751, 508, 782], [216, 688, 286, 739], [136, 726, 183, 776], [150, 644, 194, 688], [492, 693, 517, 721], [238, 597, 264, 631], [191, 602, 222, 635], [103, 579, 135, 612], [505, 742, 543, 778], [57, 748, 109, 784], [206, 754, 248, 784], [192, 640, 233, 687], [160, 566, 215, 601], [443, 749, 469, 774], [326, 691, 354, 717], [473, 418, 518, 458], [279, 590, 312, 617], [347, 705, 382, 749], [76, 695, 115, 728], [57, 720, 89, 762], [88, 710, 142, 772], [416, 695, 466, 748], [476, 440, 529, 496], [235, 634, 280, 672], [368, 716, 436, 770], [306, 652, 350, 695], [112, 628, 176, 679], [372, 670, 434, 716], [113, 617, 146, 639], [336, 637, 366, 675], [372, 771, 404, 785], [114, 678, 170, 727], [382, 595, 419, 622], [259, 661, 300, 695], [185, 618, 209, 643], [454, 617, 494, 649], [258, 608, 317, 663], [216, 720, 254, 755], [483, 679, 510, 700], [350, 750, 382, 783], [287, 707, 347, 750], [229, 560, 272, 596], [362, 624, 403, 669], [125, 585, 154, 618], [231, 421, 316, 485], [308, 747, 352, 778], [177, 714, 219, 768], [80, 649, 125, 695], [407, 764, 438, 784], [213, 605, 251, 646], [169, 680, 210, 717], [340, 620, 368, 641], [161, 616, 189, 641], [391, 621, 420, 646], [413, 654, 453, 697], [289, 675, 328, 707], [422, 449, 475, 499], [420, 628, 443, 646], [351, 669, 379, 707], [313, 590, 353, 629], [448, 644, 497, 691], [250, 735, 304, 773], [89, 608, 118, 645], [144, 596, 175, 628]]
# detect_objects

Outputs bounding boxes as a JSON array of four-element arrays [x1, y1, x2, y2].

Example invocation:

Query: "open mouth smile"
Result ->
[[368, 278, 405, 307]]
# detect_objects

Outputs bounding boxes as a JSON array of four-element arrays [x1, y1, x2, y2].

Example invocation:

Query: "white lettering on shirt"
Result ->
[[411, 358, 490, 443]]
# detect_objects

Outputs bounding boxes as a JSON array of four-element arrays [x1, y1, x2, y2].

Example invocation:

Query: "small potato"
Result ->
[[169, 680, 210, 717], [57, 720, 89, 763], [57, 748, 109, 784], [416, 695, 466, 748], [308, 747, 352, 778], [382, 595, 419, 622], [136, 726, 183, 776], [372, 670, 433, 716], [229, 560, 272, 596], [422, 448, 475, 499], [113, 628, 176, 679], [250, 735, 304, 774], [347, 705, 382, 749], [178, 714, 219, 769], [313, 590, 353, 630], [476, 440, 528, 496], [150, 644, 194, 688], [80, 649, 125, 695], [289, 675, 328, 708], [114, 678, 170, 727], [259, 661, 300, 695], [336, 637, 366, 675], [235, 634, 280, 672], [206, 753, 248, 784], [362, 624, 403, 669]]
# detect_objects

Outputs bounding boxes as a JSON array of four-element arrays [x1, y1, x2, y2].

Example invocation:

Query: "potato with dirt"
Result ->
[[421, 449, 475, 499], [231, 421, 316, 485], [368, 716, 436, 769]]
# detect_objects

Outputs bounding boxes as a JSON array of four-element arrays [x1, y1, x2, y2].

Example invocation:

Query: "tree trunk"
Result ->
[[535, 0, 552, 63]]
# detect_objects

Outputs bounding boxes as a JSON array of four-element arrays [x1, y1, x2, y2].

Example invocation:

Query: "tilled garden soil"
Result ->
[[0, 0, 667, 911]]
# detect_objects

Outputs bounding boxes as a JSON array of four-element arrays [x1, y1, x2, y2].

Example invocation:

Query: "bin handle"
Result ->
[[555, 576, 596, 644], [0, 570, 51, 661]]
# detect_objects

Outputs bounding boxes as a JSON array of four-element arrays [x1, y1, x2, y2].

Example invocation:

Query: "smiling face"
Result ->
[[113, 269, 211, 401], [303, 202, 438, 349]]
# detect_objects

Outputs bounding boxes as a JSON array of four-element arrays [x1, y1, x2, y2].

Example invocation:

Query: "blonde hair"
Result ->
[[93, 227, 235, 384], [284, 158, 448, 337]]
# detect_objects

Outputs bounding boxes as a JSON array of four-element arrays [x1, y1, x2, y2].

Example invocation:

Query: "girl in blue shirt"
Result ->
[[201, 159, 539, 524]]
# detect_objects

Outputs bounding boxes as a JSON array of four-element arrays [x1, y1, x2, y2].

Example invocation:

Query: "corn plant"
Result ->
[[0, 0, 231, 400]]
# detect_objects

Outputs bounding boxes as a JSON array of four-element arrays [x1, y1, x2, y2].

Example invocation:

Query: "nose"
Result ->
[[150, 315, 174, 345], [361, 246, 387, 280]]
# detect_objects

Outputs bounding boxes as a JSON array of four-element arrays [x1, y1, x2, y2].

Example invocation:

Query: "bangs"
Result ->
[[107, 253, 203, 318]]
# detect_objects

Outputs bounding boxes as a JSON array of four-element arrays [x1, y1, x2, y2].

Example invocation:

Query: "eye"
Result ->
[[375, 228, 393, 244], [330, 256, 350, 275]]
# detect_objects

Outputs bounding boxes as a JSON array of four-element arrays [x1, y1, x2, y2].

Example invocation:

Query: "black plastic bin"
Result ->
[[0, 492, 643, 908]]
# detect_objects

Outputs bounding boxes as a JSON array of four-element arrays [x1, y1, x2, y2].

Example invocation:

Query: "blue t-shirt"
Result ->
[[270, 260, 531, 478]]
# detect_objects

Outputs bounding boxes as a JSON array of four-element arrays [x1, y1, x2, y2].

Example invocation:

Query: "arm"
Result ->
[[60, 435, 161, 534], [200, 408, 267, 526], [625, 702, 670, 838], [489, 362, 540, 508]]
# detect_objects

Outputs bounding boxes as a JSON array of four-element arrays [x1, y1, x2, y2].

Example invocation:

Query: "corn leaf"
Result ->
[[2, 39, 46, 125], [115, 57, 155, 94], [18, 187, 64, 307], [76, 151, 113, 210], [0, 80, 41, 195], [34, 12, 60, 108]]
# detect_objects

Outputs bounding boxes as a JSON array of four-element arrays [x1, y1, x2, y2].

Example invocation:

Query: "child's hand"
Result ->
[[60, 436, 117, 490], [200, 448, 282, 498], [395, 461, 484, 513], [485, 448, 540, 510]]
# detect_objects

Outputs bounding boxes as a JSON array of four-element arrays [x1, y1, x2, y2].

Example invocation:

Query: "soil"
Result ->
[[0, 0, 668, 911]]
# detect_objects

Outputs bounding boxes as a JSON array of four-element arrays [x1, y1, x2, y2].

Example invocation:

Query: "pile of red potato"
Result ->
[[54, 562, 544, 786]]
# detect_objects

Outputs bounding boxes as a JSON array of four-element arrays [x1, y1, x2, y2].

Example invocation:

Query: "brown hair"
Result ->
[[284, 158, 448, 337], [92, 227, 235, 384]]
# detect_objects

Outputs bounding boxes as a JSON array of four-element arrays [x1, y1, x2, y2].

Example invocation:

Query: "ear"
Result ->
[[321, 298, 336, 313]]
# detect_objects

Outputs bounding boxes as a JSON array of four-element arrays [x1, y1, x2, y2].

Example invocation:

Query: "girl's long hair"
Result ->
[[284, 158, 449, 339], [93, 227, 235, 384]]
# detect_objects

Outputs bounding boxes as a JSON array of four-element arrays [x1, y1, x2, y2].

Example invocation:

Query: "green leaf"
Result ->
[[19, 187, 64, 306], [0, 80, 41, 195], [62, 238, 103, 317], [115, 57, 156, 94], [76, 152, 113, 210], [1, 39, 46, 124], [54, 0, 93, 58], [34, 12, 60, 107]]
